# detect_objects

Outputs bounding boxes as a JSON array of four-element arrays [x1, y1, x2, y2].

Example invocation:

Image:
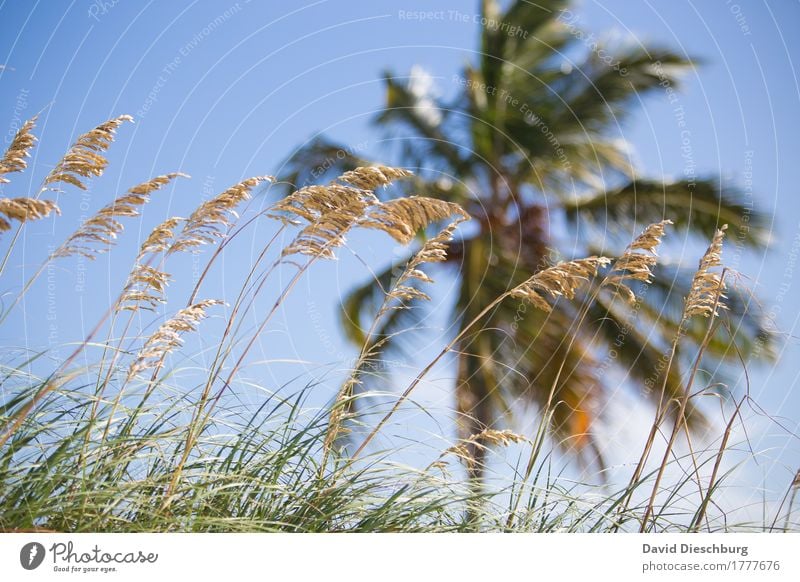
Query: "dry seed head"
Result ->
[[44, 115, 133, 190], [338, 165, 412, 190], [384, 211, 469, 307], [127, 172, 189, 195], [282, 203, 368, 259], [628, 220, 672, 253], [685, 225, 728, 318], [0, 116, 37, 182], [277, 183, 387, 260], [54, 172, 186, 259], [121, 215, 184, 312], [127, 299, 223, 377], [138, 216, 182, 258], [118, 264, 172, 312], [272, 167, 412, 259], [0, 197, 60, 232], [361, 196, 468, 244], [272, 183, 378, 225], [463, 428, 527, 448], [510, 256, 611, 312], [604, 220, 672, 303], [170, 176, 272, 254], [322, 377, 360, 454], [443, 429, 527, 468]]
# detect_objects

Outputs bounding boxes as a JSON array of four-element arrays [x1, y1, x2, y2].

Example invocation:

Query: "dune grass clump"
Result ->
[[0, 114, 796, 533]]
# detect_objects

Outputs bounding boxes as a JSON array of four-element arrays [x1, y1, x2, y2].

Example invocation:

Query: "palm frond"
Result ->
[[565, 178, 769, 247]]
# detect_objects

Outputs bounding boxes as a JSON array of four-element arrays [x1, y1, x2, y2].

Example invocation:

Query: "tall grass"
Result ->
[[0, 115, 797, 532]]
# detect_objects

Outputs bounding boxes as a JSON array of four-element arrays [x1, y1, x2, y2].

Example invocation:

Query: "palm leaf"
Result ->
[[565, 178, 770, 247]]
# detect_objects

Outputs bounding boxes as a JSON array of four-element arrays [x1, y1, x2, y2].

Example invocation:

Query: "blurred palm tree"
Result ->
[[281, 0, 773, 476]]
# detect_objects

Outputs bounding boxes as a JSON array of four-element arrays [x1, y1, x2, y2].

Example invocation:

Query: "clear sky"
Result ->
[[2, 0, 799, 516]]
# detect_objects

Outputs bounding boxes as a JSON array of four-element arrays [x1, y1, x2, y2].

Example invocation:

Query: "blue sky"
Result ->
[[2, 0, 799, 514]]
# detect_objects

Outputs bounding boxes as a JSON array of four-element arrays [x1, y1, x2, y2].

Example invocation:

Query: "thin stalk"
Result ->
[[639, 275, 725, 531], [348, 291, 510, 463]]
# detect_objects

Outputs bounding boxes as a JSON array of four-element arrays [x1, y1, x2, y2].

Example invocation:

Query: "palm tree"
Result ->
[[281, 0, 773, 476]]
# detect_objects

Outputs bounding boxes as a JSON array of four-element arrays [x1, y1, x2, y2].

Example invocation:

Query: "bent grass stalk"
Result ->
[[507, 222, 672, 527], [639, 258, 729, 531], [347, 257, 610, 470]]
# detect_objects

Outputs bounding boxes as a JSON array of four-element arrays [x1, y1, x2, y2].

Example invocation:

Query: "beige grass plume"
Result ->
[[360, 196, 466, 245], [0, 116, 37, 183], [277, 166, 412, 260], [0, 197, 60, 232], [118, 265, 172, 312], [338, 165, 412, 190], [381, 202, 469, 305], [127, 299, 223, 377], [685, 225, 728, 318], [280, 193, 371, 259], [433, 429, 528, 472], [169, 176, 272, 254], [44, 115, 133, 190], [271, 183, 375, 226], [53, 172, 187, 259], [117, 217, 183, 312], [604, 220, 672, 303], [138, 216, 182, 257], [510, 256, 611, 312]]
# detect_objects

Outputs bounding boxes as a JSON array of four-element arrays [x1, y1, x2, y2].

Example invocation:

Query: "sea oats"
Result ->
[[0, 197, 60, 232], [44, 115, 133, 190], [138, 216, 182, 257], [627, 220, 672, 253], [465, 428, 527, 448], [277, 185, 376, 259], [54, 172, 187, 259], [281, 201, 370, 259], [0, 116, 37, 183], [361, 196, 466, 244], [685, 225, 728, 318], [127, 299, 223, 377], [127, 172, 189, 195], [338, 165, 412, 190], [272, 183, 377, 225], [442, 429, 527, 469], [274, 167, 415, 259], [118, 264, 172, 312], [169, 176, 272, 254], [510, 256, 611, 312], [384, 208, 469, 306], [116, 216, 183, 312], [604, 220, 672, 303]]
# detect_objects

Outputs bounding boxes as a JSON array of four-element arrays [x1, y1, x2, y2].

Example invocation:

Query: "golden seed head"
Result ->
[[361, 196, 467, 245], [602, 220, 673, 304], [275, 167, 413, 260], [338, 165, 412, 190], [510, 256, 611, 312], [685, 225, 728, 318], [55, 172, 186, 258], [0, 116, 38, 183], [127, 299, 223, 377], [44, 115, 134, 190], [169, 176, 273, 254], [0, 197, 60, 232]]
